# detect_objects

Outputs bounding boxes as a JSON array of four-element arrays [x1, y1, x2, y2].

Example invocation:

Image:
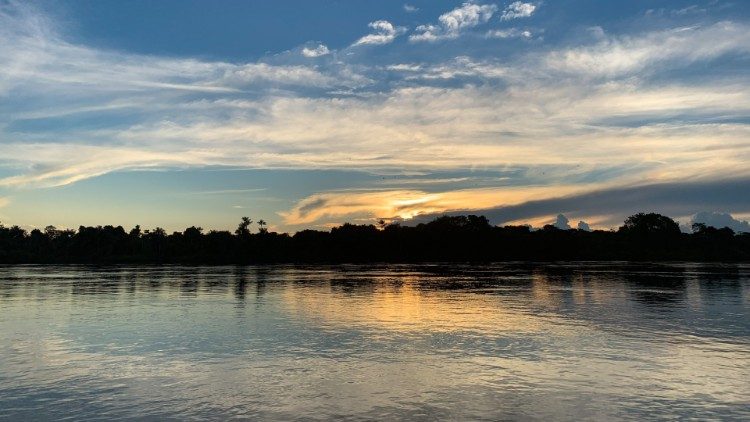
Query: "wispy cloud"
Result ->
[[386, 63, 424, 72], [486, 28, 533, 39], [546, 22, 750, 77], [410, 2, 498, 42], [501, 2, 537, 21], [353, 20, 406, 46], [403, 4, 419, 13], [186, 188, 268, 196], [0, 4, 366, 98]]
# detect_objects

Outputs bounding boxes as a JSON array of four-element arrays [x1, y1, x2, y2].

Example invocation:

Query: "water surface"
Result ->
[[1, 263, 748, 420]]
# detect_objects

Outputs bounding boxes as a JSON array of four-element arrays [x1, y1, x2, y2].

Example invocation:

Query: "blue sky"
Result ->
[[1, 0, 750, 232]]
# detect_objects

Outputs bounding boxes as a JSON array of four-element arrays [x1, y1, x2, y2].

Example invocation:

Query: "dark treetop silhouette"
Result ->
[[0, 213, 748, 263]]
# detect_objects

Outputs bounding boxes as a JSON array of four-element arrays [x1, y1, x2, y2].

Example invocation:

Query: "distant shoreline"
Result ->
[[2, 213, 749, 264]]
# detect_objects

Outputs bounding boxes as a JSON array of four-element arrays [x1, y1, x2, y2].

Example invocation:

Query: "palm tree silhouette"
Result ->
[[235, 217, 253, 236], [257, 219, 267, 234]]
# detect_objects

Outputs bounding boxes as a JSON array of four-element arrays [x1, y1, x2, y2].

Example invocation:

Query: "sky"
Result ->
[[1, 0, 750, 233]]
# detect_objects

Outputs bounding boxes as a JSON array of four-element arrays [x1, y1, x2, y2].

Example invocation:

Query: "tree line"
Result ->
[[0, 213, 748, 263]]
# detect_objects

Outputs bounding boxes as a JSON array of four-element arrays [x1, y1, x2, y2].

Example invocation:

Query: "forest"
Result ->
[[0, 213, 748, 263]]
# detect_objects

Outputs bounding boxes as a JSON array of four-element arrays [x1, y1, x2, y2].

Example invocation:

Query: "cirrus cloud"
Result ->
[[546, 22, 750, 77]]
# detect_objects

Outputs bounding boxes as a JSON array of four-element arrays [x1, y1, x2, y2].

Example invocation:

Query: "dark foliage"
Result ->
[[1, 213, 748, 263]]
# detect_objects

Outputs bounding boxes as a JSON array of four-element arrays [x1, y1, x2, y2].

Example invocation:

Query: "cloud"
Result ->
[[352, 20, 406, 46], [280, 185, 591, 227], [403, 4, 419, 13], [501, 2, 537, 21], [553, 214, 570, 229], [409, 25, 441, 43], [3, 75, 750, 190], [221, 63, 348, 87], [386, 63, 423, 72], [410, 2, 498, 42], [402, 56, 508, 79], [647, 4, 712, 18], [0, 144, 223, 188], [0, 25, 354, 94], [546, 22, 750, 77], [0, 3, 372, 100], [2, 61, 749, 190], [577, 220, 591, 231], [438, 2, 498, 31], [411, 178, 750, 228], [691, 211, 750, 233], [301, 43, 330, 57], [280, 178, 750, 229], [188, 188, 267, 196], [486, 28, 532, 39]]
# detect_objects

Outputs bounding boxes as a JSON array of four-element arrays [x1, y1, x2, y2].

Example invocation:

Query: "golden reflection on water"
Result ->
[[280, 277, 547, 334], [0, 264, 748, 420]]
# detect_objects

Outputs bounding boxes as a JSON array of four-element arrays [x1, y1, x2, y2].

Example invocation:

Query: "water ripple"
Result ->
[[0, 263, 748, 421]]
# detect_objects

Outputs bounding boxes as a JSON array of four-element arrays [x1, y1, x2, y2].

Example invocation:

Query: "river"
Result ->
[[1, 263, 748, 420]]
